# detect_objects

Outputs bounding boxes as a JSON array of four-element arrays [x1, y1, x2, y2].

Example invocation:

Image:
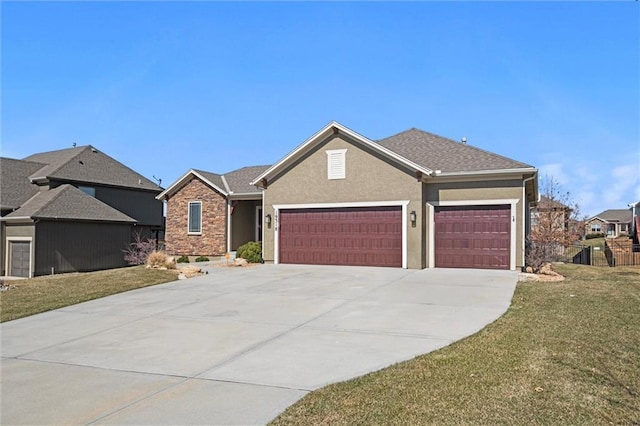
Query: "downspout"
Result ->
[[522, 174, 537, 269]]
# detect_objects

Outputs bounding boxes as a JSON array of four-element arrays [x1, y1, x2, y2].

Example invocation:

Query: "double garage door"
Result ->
[[279, 207, 402, 267], [277, 204, 511, 269]]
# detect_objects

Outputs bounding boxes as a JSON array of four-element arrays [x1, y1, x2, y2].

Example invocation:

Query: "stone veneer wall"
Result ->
[[165, 178, 227, 256]]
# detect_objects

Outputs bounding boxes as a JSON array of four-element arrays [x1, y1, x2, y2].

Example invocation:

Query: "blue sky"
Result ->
[[2, 2, 638, 217]]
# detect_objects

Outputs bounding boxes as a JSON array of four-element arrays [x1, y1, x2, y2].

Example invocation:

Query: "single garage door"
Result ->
[[435, 205, 510, 270], [10, 241, 31, 277], [279, 206, 402, 267]]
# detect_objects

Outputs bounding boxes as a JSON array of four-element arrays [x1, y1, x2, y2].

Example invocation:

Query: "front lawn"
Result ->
[[0, 266, 178, 322], [272, 265, 640, 425]]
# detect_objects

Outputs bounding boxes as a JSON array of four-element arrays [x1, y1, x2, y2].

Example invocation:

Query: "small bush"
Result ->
[[123, 232, 156, 265], [195, 256, 210, 262], [586, 233, 605, 239], [236, 241, 262, 263], [146, 251, 176, 269], [177, 255, 190, 263]]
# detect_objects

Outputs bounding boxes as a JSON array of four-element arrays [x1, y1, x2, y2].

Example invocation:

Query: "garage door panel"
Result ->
[[279, 207, 402, 267], [435, 205, 510, 270]]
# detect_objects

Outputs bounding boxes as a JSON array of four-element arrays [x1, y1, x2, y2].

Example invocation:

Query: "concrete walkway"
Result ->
[[1, 264, 517, 425]]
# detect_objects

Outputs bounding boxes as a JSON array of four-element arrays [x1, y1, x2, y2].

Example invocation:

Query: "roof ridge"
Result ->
[[380, 127, 532, 169], [220, 175, 231, 193], [31, 184, 71, 217], [192, 168, 222, 177], [224, 164, 272, 174], [30, 146, 89, 180]]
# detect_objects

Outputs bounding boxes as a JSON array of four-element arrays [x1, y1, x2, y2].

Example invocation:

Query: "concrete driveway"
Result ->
[[1, 264, 517, 425]]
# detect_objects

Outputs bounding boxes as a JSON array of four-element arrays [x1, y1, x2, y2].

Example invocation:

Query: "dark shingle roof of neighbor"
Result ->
[[192, 169, 226, 193], [4, 184, 136, 223], [377, 128, 533, 172], [224, 165, 271, 194], [0, 157, 47, 210], [591, 209, 632, 223], [24, 146, 161, 192]]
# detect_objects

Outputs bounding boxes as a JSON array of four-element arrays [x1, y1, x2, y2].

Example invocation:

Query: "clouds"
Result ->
[[538, 160, 639, 217]]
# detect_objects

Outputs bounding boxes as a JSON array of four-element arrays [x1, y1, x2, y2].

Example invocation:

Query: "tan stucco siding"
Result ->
[[425, 179, 527, 268], [263, 135, 424, 268]]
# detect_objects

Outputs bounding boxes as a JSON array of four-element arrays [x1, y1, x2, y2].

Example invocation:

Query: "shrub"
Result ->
[[236, 241, 262, 263], [195, 256, 210, 262], [123, 232, 156, 265], [586, 233, 605, 239], [146, 251, 176, 269], [177, 255, 190, 263]]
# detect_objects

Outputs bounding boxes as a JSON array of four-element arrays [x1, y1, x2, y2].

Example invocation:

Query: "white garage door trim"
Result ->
[[5, 236, 33, 278], [272, 200, 410, 268], [427, 199, 519, 270]]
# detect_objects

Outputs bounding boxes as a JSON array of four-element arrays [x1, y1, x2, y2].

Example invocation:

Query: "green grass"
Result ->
[[0, 266, 178, 322], [271, 265, 640, 425], [581, 237, 606, 248]]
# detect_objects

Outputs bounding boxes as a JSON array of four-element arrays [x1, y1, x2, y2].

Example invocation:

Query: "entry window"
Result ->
[[188, 201, 202, 234], [326, 149, 347, 180]]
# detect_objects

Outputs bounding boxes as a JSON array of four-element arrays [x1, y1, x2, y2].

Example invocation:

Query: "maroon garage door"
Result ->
[[279, 207, 402, 267], [435, 205, 510, 270]]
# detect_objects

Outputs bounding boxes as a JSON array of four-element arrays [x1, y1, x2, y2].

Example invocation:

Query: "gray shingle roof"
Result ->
[[24, 146, 161, 192], [224, 165, 270, 194], [192, 169, 226, 193], [0, 158, 47, 210], [591, 209, 632, 223], [4, 184, 136, 223], [377, 128, 533, 173]]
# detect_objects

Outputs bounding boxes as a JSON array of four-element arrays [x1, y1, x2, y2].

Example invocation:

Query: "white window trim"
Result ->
[[5, 237, 33, 278], [272, 200, 410, 269], [426, 199, 520, 271], [326, 149, 347, 180], [187, 201, 203, 235]]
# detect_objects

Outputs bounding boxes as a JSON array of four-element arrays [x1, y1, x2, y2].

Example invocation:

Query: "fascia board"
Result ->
[[433, 167, 538, 178], [0, 216, 34, 222]]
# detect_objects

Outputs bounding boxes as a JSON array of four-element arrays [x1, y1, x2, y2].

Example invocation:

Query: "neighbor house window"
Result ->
[[590, 223, 601, 233], [78, 186, 95, 197], [530, 211, 540, 227], [326, 149, 347, 180], [188, 201, 202, 234]]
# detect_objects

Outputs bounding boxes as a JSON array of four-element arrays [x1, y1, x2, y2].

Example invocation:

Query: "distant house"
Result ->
[[156, 166, 270, 256], [530, 195, 572, 233], [629, 201, 639, 249], [1, 146, 163, 277], [585, 209, 632, 238]]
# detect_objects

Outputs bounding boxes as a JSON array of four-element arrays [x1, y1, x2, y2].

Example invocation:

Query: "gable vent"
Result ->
[[326, 149, 347, 180]]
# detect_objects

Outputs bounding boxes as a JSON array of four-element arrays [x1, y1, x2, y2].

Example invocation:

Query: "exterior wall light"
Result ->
[[410, 210, 417, 223], [265, 214, 272, 227]]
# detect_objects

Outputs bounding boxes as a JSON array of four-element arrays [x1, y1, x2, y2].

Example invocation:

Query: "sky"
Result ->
[[2, 1, 638, 217]]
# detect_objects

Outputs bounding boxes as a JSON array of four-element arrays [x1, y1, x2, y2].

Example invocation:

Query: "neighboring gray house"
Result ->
[[1, 146, 163, 277], [585, 209, 633, 238]]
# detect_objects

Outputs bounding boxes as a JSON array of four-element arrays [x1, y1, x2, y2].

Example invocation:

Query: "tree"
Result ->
[[526, 176, 584, 272]]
